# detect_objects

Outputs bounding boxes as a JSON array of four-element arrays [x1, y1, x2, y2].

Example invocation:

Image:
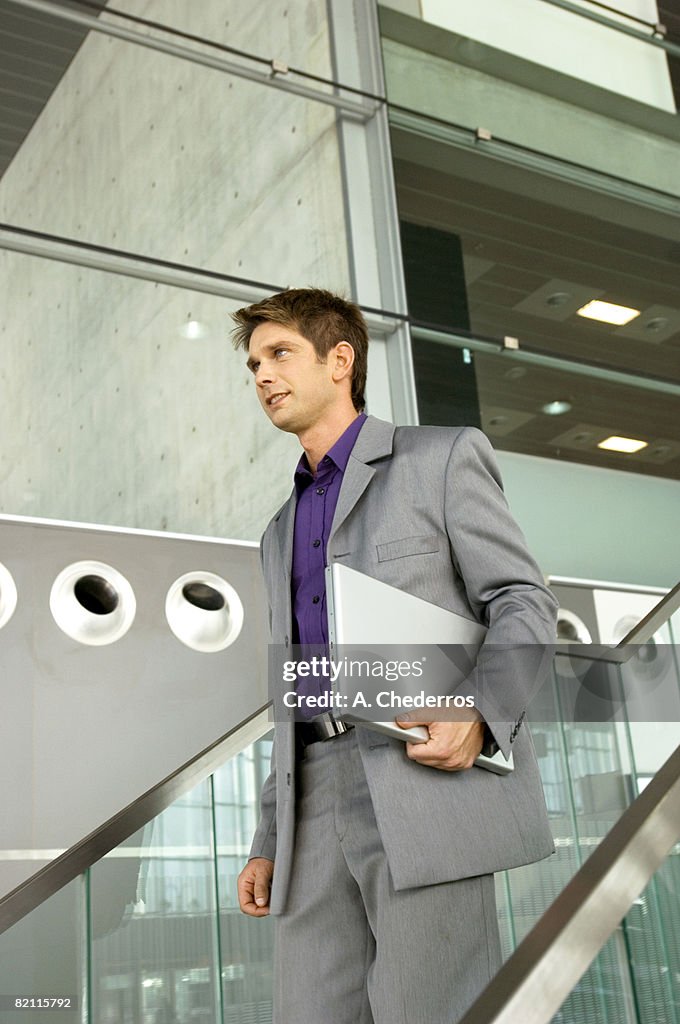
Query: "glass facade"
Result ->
[[0, 0, 406, 534], [380, 1, 680, 483]]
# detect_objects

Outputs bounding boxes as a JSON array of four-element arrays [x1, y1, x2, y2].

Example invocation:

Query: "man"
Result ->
[[233, 288, 557, 1024]]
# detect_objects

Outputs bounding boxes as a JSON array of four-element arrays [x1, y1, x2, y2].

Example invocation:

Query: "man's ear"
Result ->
[[331, 341, 355, 383]]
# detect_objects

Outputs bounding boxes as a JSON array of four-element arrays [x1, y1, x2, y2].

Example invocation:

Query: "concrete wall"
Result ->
[[0, 0, 349, 540]]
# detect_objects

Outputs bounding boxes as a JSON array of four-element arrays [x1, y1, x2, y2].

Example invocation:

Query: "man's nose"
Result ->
[[255, 362, 274, 386]]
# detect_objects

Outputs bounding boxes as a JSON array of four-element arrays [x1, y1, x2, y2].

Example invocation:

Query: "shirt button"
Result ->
[[316, 487, 325, 495], [312, 595, 320, 604], [313, 539, 321, 548]]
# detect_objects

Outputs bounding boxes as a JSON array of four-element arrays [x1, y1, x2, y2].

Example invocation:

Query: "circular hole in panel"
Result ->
[[0, 562, 18, 630], [50, 560, 136, 646], [166, 571, 243, 653], [182, 581, 225, 612], [74, 575, 120, 615], [556, 609, 592, 645], [637, 639, 658, 664], [613, 613, 669, 682]]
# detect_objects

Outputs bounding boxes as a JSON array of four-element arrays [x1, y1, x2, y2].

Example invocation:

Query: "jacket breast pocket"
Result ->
[[376, 534, 440, 562]]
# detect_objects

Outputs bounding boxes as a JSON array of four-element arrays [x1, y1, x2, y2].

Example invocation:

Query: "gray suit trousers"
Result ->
[[273, 729, 502, 1024]]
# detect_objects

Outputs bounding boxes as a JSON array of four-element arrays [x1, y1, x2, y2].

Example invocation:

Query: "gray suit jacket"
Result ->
[[250, 416, 558, 914]]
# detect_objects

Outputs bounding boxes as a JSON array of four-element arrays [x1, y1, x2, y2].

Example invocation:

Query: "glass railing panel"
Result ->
[[624, 864, 680, 1024], [623, 719, 680, 1023], [495, 646, 680, 1023], [548, 647, 680, 1024], [0, 877, 84, 1024], [214, 735, 274, 1024], [645, 847, 680, 1021], [89, 779, 221, 1024], [497, 660, 585, 956], [86, 733, 276, 1024], [0, 730, 275, 1023], [556, 716, 636, 1023]]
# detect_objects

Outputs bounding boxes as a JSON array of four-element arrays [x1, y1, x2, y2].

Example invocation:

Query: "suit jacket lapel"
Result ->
[[273, 488, 296, 581], [329, 416, 395, 548]]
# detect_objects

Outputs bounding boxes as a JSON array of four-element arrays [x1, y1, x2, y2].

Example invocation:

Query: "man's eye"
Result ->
[[275, 348, 288, 358]]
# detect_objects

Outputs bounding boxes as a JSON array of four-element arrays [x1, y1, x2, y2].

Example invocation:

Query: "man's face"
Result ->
[[247, 322, 340, 435]]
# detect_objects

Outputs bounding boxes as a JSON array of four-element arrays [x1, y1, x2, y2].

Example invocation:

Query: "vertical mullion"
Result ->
[[209, 773, 225, 1024]]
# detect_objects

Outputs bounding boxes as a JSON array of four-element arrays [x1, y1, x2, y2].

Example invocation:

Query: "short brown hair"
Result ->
[[231, 288, 368, 412]]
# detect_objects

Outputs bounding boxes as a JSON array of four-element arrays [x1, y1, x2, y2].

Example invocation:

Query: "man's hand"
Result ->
[[237, 857, 275, 916], [396, 712, 485, 771]]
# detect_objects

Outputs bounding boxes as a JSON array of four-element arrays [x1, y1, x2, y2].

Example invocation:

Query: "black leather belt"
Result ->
[[296, 712, 354, 749]]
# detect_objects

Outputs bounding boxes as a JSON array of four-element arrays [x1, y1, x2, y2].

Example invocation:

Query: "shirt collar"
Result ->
[[294, 412, 367, 484]]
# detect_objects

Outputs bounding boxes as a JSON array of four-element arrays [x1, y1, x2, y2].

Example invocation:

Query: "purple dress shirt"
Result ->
[[291, 412, 367, 649]]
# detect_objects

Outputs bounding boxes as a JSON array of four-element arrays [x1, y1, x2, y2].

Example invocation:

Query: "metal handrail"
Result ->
[[458, 743, 680, 1024], [617, 580, 680, 647], [556, 580, 680, 662]]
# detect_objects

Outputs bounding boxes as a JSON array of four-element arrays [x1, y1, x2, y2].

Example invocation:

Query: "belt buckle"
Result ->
[[314, 711, 351, 741]]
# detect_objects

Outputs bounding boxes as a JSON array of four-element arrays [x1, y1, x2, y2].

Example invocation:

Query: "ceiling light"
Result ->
[[179, 319, 208, 340], [645, 317, 669, 333], [576, 300, 640, 326], [542, 400, 572, 416], [598, 436, 648, 454], [546, 292, 572, 307]]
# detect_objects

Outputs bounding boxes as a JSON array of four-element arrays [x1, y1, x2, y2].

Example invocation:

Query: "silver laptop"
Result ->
[[325, 563, 513, 775]]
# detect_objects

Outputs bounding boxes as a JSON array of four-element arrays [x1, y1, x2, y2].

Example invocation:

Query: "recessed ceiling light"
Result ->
[[598, 435, 648, 454], [542, 400, 572, 416], [546, 292, 572, 307], [576, 300, 640, 326]]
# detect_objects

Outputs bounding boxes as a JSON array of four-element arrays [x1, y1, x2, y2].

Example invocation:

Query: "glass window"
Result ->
[[394, 160, 680, 480], [0, 251, 300, 531], [0, 7, 350, 291]]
